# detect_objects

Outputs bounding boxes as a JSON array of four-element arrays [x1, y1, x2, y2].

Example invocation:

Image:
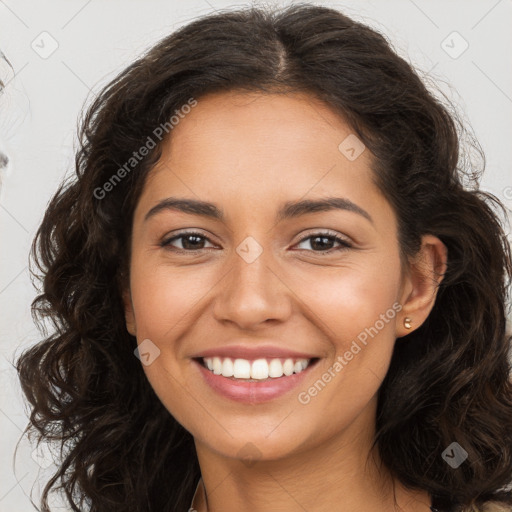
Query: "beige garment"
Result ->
[[189, 477, 206, 512], [478, 504, 512, 512], [187, 479, 512, 512]]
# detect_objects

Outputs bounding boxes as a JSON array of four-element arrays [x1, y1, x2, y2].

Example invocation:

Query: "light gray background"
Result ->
[[1, 1, 511, 510]]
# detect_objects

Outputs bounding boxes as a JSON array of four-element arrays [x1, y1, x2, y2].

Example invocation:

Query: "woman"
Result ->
[[16, 4, 512, 511], [0, 50, 13, 183]]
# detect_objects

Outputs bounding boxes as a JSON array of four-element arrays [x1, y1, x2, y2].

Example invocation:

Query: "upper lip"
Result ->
[[191, 345, 320, 361]]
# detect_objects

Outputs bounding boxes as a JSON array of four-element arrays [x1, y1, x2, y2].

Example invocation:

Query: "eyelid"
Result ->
[[160, 229, 217, 248], [161, 228, 353, 253], [295, 228, 351, 244], [293, 230, 353, 251]]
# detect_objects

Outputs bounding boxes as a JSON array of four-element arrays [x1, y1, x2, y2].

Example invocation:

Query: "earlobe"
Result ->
[[396, 235, 448, 337], [122, 289, 137, 336]]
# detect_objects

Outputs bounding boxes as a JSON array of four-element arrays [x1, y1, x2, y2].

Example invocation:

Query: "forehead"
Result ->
[[141, 91, 378, 205], [132, 90, 399, 245], [165, 90, 358, 162]]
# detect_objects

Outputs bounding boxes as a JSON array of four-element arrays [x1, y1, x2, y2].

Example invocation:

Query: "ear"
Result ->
[[122, 288, 137, 337], [396, 234, 448, 337]]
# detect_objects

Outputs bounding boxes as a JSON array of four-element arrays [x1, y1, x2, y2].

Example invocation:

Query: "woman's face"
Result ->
[[124, 91, 417, 463]]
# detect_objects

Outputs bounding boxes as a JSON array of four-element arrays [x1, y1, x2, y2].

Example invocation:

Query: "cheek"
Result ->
[[289, 255, 402, 397], [127, 258, 208, 424], [296, 259, 401, 340], [288, 260, 402, 432], [129, 258, 215, 340]]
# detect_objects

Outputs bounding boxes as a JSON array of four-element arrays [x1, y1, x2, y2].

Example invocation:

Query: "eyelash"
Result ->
[[160, 230, 353, 254]]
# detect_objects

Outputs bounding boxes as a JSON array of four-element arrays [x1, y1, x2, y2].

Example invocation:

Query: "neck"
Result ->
[[193, 403, 432, 512]]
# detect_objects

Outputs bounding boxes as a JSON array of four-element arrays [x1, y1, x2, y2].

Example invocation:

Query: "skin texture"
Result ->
[[123, 91, 447, 512]]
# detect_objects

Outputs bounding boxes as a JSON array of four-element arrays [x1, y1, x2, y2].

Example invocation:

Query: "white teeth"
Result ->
[[283, 359, 294, 376], [233, 359, 251, 379], [268, 359, 283, 378], [250, 359, 269, 380], [221, 358, 234, 377], [202, 357, 312, 379], [212, 357, 222, 375]]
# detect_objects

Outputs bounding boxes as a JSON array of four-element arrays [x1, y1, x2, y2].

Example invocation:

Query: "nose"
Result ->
[[212, 243, 293, 330]]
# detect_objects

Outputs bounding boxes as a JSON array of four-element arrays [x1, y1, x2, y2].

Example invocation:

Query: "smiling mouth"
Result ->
[[194, 356, 320, 381]]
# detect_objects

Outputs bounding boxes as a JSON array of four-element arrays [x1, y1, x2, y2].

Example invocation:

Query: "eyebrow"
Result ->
[[144, 196, 373, 224]]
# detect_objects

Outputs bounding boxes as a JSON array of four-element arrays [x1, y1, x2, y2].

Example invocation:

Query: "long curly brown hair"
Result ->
[[16, 4, 512, 511]]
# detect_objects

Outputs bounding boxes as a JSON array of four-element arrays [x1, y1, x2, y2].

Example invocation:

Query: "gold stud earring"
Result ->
[[404, 317, 412, 329]]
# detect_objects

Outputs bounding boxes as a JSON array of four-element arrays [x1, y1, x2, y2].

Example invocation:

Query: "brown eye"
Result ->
[[294, 232, 352, 253], [161, 232, 216, 252]]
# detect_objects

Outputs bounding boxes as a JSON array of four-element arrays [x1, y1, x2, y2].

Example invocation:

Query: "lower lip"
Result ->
[[193, 359, 318, 404]]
